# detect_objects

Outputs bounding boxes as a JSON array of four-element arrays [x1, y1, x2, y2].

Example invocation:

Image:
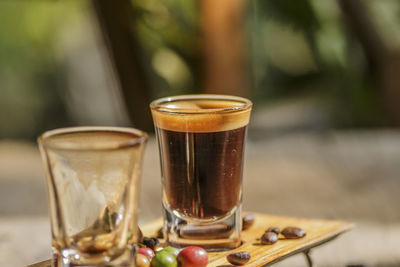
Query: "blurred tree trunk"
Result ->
[[338, 0, 387, 73], [381, 51, 400, 125], [92, 0, 153, 131], [339, 0, 400, 126], [201, 0, 249, 97]]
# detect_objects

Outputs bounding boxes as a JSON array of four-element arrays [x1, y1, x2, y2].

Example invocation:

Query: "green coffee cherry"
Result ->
[[162, 247, 180, 257], [151, 250, 178, 267]]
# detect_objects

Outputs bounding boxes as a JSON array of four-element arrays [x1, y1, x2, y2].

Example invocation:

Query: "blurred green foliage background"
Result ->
[[1, 0, 400, 139]]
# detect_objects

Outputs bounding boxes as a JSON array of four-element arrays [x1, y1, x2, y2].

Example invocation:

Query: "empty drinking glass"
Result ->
[[38, 127, 147, 267]]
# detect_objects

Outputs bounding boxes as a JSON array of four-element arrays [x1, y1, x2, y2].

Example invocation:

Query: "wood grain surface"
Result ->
[[27, 213, 353, 267], [141, 213, 354, 267]]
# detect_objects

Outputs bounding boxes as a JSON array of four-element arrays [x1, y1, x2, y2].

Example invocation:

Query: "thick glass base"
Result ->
[[162, 204, 242, 251], [52, 246, 135, 267]]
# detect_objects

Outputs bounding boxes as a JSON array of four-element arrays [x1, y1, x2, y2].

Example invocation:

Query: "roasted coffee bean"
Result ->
[[281, 227, 306, 239], [242, 214, 255, 230], [265, 227, 280, 235], [143, 237, 160, 250], [261, 232, 278, 245], [227, 252, 250, 265]]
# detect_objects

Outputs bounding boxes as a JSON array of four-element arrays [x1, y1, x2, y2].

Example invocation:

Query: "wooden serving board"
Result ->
[[27, 213, 353, 267], [142, 213, 354, 267]]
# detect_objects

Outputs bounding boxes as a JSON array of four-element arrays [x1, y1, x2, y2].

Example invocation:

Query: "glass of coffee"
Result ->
[[150, 95, 252, 250], [38, 127, 147, 267]]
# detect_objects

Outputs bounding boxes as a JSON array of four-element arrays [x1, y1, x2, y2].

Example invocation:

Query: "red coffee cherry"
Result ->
[[138, 247, 155, 259], [177, 246, 208, 267]]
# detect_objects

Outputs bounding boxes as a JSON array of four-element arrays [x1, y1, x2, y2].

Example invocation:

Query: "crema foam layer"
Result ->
[[151, 100, 251, 133]]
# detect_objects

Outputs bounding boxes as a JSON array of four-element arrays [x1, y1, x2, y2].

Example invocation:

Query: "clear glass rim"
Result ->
[[38, 126, 148, 151], [150, 94, 253, 114]]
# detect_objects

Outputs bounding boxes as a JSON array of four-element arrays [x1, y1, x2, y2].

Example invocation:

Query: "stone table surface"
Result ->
[[1, 131, 400, 266]]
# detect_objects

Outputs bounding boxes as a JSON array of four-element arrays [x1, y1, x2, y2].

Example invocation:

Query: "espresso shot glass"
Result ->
[[150, 95, 252, 251]]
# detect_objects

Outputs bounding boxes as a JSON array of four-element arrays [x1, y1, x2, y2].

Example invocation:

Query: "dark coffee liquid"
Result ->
[[156, 126, 247, 219]]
